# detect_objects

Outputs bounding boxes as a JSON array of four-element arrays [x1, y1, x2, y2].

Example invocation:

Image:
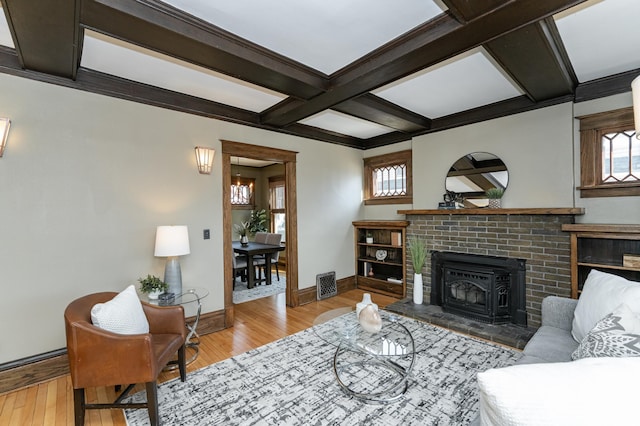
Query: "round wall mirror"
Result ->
[[445, 152, 508, 208]]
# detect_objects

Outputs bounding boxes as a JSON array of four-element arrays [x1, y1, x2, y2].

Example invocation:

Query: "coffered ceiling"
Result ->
[[1, 0, 639, 149]]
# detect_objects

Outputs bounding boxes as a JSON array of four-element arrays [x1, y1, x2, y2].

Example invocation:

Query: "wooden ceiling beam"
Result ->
[[483, 18, 577, 101], [334, 94, 432, 133], [1, 0, 81, 78], [261, 0, 587, 127], [81, 0, 327, 100]]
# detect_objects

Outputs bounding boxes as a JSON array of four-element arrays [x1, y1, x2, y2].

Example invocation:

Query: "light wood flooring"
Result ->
[[0, 289, 398, 425]]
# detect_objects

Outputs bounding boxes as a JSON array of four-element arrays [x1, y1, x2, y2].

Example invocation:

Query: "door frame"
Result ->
[[222, 140, 299, 326]]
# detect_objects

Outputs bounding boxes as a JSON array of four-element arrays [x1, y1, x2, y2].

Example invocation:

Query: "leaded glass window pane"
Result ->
[[372, 163, 407, 197], [601, 130, 639, 183]]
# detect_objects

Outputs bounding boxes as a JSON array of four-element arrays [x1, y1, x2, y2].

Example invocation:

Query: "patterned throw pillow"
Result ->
[[572, 303, 640, 360]]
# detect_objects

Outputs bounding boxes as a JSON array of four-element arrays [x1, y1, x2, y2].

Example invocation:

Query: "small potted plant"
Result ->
[[138, 274, 168, 300], [366, 232, 374, 244], [234, 222, 250, 246], [408, 236, 427, 305], [486, 188, 505, 209]]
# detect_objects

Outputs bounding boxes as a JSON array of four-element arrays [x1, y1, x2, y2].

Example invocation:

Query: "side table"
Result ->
[[144, 287, 209, 368]]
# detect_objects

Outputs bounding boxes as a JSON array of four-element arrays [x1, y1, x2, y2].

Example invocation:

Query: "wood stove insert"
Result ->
[[431, 251, 527, 326]]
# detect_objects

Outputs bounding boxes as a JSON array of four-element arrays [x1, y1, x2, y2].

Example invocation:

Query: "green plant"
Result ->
[[408, 236, 428, 273], [138, 274, 167, 294], [485, 187, 505, 199], [234, 221, 250, 238], [247, 209, 268, 234]]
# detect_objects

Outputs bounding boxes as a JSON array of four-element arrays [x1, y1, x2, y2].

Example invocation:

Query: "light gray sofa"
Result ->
[[469, 295, 579, 425], [514, 295, 579, 364]]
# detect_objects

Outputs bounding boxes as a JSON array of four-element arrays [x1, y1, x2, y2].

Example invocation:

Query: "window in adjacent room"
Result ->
[[363, 150, 413, 205], [231, 176, 255, 208], [269, 176, 286, 241], [578, 107, 640, 197]]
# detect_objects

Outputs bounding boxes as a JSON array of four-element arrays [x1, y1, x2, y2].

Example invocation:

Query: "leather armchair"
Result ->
[[64, 292, 187, 425]]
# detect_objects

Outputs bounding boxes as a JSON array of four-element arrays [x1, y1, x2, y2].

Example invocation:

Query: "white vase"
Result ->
[[366, 237, 374, 244], [358, 304, 382, 333], [413, 273, 423, 305], [147, 289, 162, 300], [356, 293, 378, 317]]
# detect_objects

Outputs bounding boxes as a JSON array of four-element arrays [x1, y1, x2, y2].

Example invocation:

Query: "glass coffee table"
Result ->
[[313, 307, 416, 404]]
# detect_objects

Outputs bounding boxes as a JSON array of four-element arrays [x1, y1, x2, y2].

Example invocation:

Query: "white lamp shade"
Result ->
[[633, 75, 640, 140], [154, 226, 190, 257]]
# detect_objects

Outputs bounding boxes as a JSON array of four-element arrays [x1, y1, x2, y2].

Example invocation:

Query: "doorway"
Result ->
[[222, 140, 299, 327]]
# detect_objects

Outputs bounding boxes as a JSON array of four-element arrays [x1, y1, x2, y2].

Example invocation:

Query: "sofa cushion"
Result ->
[[571, 269, 640, 343], [91, 285, 149, 334], [522, 325, 578, 362], [572, 303, 640, 360], [477, 357, 640, 426]]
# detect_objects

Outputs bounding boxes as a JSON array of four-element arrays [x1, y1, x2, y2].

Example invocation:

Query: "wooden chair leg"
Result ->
[[275, 263, 280, 281], [73, 388, 85, 426], [145, 381, 159, 426]]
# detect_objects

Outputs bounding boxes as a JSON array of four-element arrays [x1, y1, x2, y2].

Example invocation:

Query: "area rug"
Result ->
[[233, 273, 286, 304], [124, 313, 521, 425]]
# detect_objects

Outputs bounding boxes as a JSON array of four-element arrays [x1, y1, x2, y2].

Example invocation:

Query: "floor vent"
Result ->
[[316, 271, 337, 300]]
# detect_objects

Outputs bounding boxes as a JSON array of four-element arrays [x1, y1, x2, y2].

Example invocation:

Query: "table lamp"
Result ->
[[154, 225, 190, 296]]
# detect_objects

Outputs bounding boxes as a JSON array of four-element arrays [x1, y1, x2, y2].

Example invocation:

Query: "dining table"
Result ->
[[232, 240, 285, 289]]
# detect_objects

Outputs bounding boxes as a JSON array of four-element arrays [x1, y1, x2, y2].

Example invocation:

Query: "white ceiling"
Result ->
[[1, 0, 640, 141], [162, 0, 446, 75]]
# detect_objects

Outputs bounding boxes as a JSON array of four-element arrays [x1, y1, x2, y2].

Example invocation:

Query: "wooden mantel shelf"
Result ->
[[398, 207, 585, 215]]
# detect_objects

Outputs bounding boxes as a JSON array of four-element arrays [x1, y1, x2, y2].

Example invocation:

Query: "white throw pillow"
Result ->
[[477, 357, 640, 426], [572, 303, 640, 360], [91, 285, 150, 334], [571, 269, 640, 343]]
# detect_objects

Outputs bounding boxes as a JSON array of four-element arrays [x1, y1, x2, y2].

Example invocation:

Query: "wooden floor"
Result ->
[[0, 289, 398, 425]]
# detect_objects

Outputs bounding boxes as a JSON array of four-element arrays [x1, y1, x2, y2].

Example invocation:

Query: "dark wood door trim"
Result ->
[[221, 140, 299, 326]]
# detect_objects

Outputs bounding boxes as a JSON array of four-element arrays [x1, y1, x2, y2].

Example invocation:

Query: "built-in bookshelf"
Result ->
[[562, 224, 640, 298], [353, 220, 408, 298]]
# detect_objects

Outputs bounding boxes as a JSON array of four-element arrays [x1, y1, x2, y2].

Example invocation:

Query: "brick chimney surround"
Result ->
[[385, 208, 584, 347]]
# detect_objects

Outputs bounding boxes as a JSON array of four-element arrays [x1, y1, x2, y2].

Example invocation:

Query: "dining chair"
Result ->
[[254, 232, 282, 282], [254, 232, 268, 243], [232, 251, 248, 289]]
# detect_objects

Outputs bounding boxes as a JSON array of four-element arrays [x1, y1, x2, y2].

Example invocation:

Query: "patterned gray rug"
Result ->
[[125, 313, 520, 425], [233, 273, 286, 304]]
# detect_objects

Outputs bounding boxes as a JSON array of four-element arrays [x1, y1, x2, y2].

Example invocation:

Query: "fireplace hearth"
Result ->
[[431, 251, 527, 327]]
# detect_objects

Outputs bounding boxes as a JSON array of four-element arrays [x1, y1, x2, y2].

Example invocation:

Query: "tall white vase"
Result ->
[[413, 273, 423, 305]]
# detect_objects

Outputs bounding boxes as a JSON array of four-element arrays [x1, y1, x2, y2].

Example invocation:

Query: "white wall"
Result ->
[[0, 73, 363, 363], [411, 103, 576, 210], [364, 96, 640, 224], [573, 93, 640, 224]]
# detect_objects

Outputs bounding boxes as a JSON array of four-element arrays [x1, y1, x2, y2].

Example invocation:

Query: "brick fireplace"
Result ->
[[400, 209, 580, 328]]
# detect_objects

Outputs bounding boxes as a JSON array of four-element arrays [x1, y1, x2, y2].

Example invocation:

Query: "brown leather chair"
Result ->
[[64, 292, 187, 425]]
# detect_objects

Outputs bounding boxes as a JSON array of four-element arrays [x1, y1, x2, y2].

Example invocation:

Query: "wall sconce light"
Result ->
[[632, 75, 640, 140], [195, 146, 215, 174], [0, 118, 10, 157]]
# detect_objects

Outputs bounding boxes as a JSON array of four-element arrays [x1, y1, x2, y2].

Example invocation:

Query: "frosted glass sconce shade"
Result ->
[[0, 118, 10, 157], [195, 146, 215, 174]]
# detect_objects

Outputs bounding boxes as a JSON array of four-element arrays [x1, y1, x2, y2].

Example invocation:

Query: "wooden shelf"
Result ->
[[577, 262, 640, 273], [353, 221, 407, 298], [563, 224, 640, 298], [399, 208, 584, 215]]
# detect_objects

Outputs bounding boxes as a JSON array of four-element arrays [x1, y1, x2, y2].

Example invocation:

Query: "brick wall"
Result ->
[[406, 214, 575, 328]]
